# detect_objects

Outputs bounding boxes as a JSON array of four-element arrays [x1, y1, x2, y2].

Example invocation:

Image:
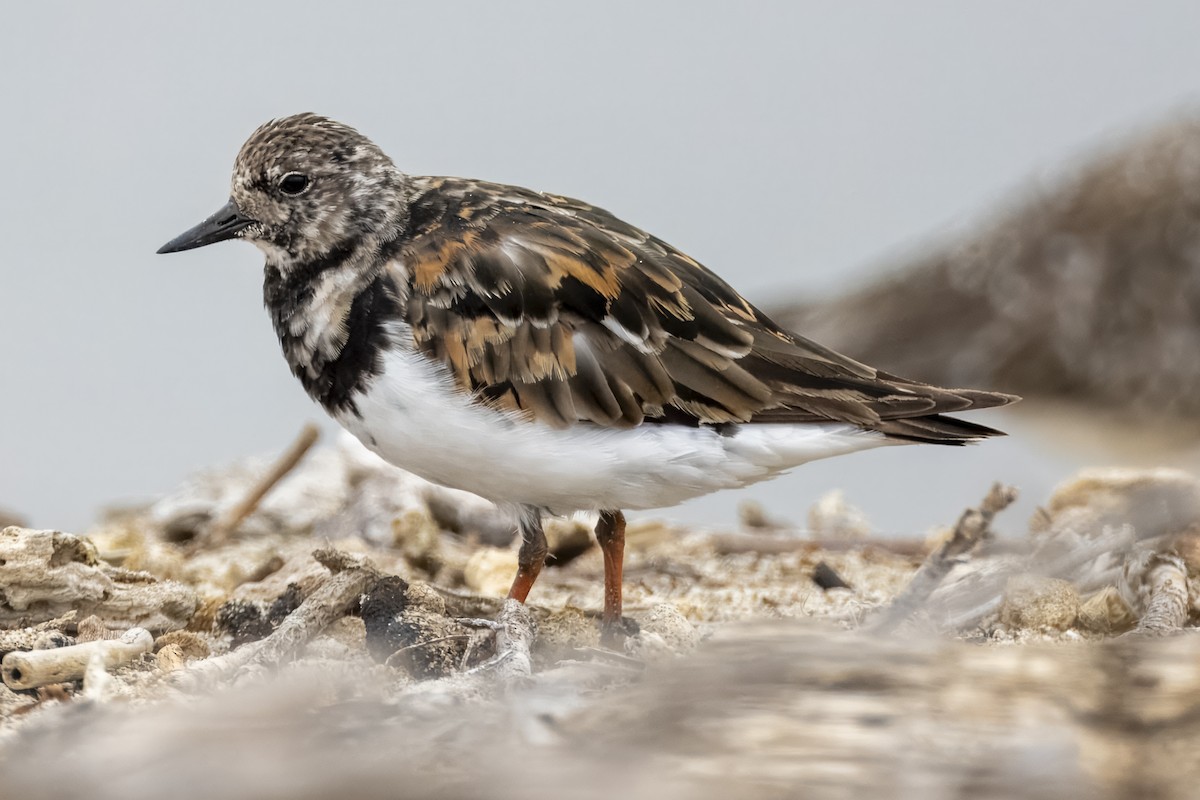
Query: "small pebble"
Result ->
[[629, 603, 698, 661], [156, 644, 186, 673]]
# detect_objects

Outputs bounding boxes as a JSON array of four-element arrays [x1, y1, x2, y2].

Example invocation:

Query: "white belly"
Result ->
[[336, 329, 894, 514]]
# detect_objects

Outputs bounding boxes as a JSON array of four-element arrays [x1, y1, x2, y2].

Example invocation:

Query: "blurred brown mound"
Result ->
[[774, 115, 1200, 430]]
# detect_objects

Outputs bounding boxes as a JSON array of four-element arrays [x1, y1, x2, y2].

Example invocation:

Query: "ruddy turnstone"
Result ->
[[158, 114, 1017, 639]]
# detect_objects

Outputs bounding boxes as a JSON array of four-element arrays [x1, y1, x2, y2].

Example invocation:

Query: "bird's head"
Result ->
[[157, 113, 409, 265]]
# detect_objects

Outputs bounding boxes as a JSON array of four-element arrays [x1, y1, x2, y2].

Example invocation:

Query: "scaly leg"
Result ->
[[507, 508, 548, 603], [595, 509, 626, 645]]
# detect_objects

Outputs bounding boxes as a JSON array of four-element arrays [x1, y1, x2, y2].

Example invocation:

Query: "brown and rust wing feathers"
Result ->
[[400, 177, 1017, 441]]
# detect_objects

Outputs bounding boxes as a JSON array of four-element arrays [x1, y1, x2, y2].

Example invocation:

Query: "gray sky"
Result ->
[[3, 2, 1199, 534]]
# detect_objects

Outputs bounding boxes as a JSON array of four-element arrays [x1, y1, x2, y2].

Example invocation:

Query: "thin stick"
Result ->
[[1132, 554, 1189, 636], [205, 423, 320, 545], [868, 483, 1017, 632]]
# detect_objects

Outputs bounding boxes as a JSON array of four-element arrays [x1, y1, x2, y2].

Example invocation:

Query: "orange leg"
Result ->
[[507, 511, 547, 603], [595, 509, 626, 645]]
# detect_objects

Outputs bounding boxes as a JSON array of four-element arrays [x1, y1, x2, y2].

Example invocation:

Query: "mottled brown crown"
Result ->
[[230, 113, 409, 262]]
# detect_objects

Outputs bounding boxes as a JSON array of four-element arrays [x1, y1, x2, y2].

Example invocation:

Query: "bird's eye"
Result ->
[[278, 173, 311, 196]]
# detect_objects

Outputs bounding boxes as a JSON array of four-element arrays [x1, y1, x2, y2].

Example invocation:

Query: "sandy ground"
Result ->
[[1, 436, 1198, 799]]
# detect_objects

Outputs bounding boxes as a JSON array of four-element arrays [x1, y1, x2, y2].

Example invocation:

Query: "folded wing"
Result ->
[[401, 177, 1017, 443]]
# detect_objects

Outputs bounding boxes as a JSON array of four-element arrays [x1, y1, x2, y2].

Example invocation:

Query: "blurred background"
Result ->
[[4, 1, 1200, 535]]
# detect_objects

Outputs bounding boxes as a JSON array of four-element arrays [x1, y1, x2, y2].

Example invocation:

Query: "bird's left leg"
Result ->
[[595, 509, 626, 645], [507, 507, 548, 603]]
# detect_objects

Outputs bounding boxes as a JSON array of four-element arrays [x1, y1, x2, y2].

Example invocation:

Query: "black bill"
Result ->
[[157, 199, 256, 254]]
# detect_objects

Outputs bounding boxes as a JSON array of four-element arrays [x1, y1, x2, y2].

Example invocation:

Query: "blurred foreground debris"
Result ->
[[902, 468, 1200, 637], [3, 623, 1200, 799], [869, 482, 1017, 631], [2, 442, 1200, 796]]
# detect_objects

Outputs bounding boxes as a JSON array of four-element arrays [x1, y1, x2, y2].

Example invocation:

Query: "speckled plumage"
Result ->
[[158, 113, 1017, 630]]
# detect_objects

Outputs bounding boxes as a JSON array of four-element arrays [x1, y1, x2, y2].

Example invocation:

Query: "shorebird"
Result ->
[[158, 114, 1016, 640]]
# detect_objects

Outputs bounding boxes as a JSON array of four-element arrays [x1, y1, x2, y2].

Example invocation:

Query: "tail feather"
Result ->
[[874, 412, 1008, 444]]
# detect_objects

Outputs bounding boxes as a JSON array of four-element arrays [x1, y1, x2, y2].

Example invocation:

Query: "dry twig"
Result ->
[[203, 423, 320, 546]]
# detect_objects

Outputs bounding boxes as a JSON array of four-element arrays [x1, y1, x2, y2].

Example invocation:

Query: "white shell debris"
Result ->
[[0, 527, 196, 631], [2, 627, 153, 690]]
